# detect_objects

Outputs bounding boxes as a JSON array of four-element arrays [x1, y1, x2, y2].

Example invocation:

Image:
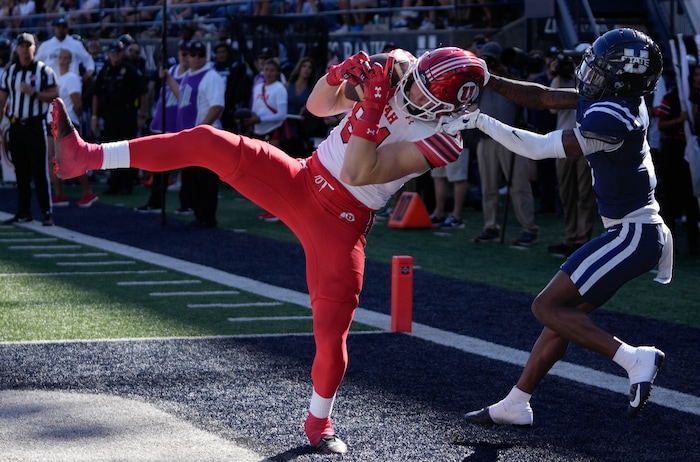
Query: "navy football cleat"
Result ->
[[628, 347, 665, 418]]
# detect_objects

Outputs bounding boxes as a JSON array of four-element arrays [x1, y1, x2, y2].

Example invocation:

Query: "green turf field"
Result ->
[[2, 179, 699, 345]]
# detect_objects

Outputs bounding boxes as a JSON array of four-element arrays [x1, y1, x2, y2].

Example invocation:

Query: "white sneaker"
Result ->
[[465, 399, 533, 427], [627, 346, 665, 418]]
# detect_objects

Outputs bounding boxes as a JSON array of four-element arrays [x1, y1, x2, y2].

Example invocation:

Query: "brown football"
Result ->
[[343, 50, 412, 102]]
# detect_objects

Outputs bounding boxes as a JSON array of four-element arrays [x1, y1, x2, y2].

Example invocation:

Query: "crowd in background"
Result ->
[[1, 4, 700, 259], [0, 0, 518, 42]]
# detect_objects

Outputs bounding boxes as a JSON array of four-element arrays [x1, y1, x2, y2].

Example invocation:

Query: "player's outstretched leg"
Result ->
[[627, 346, 665, 418], [50, 98, 103, 179], [464, 386, 534, 428], [304, 413, 348, 454]]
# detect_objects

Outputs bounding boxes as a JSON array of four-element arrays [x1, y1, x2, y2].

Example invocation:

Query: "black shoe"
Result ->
[[42, 212, 54, 226], [474, 228, 499, 243], [2, 215, 33, 225], [174, 207, 193, 215], [464, 408, 496, 425], [464, 403, 533, 427], [315, 435, 348, 454], [135, 204, 162, 213]]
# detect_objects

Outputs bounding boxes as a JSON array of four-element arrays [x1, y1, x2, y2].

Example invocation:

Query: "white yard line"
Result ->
[[149, 290, 240, 296], [56, 261, 136, 266], [188, 302, 283, 308], [118, 280, 202, 286], [34, 253, 109, 257], [0, 270, 166, 277], [1, 216, 699, 417], [227, 316, 313, 322]]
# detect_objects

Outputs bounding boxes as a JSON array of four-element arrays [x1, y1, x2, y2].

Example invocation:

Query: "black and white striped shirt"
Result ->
[[0, 60, 57, 120]]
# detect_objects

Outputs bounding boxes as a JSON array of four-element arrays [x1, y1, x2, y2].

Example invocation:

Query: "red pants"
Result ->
[[129, 126, 376, 398]]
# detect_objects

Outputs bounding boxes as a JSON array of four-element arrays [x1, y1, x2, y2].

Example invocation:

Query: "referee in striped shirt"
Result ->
[[0, 33, 59, 226]]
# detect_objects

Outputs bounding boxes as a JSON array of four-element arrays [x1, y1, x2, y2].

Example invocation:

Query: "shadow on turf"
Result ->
[[452, 440, 514, 461], [264, 445, 317, 461]]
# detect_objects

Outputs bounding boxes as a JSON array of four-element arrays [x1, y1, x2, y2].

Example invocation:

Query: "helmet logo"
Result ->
[[457, 82, 480, 104], [622, 48, 650, 75]]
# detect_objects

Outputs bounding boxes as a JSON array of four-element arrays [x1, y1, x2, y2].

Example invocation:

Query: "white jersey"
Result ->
[[36, 35, 95, 77], [317, 96, 462, 210], [56, 70, 82, 125]]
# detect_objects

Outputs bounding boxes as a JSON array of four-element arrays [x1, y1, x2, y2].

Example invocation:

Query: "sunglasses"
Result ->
[[190, 52, 206, 58]]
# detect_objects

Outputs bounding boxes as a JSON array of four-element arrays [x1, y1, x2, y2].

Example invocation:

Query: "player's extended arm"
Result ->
[[438, 109, 583, 159], [486, 73, 579, 110], [307, 52, 370, 118]]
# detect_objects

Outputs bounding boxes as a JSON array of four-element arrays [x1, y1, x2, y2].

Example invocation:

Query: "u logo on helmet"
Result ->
[[457, 82, 480, 105]]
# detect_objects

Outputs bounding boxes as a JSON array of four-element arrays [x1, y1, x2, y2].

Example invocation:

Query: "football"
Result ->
[[343, 50, 412, 102]]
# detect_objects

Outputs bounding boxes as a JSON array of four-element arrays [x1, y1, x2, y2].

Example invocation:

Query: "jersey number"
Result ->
[[340, 105, 390, 145]]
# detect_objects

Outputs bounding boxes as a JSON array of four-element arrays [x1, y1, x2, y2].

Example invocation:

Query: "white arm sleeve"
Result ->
[[475, 113, 567, 160]]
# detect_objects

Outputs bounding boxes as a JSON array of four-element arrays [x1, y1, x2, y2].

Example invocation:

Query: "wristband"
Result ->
[[352, 102, 383, 142]]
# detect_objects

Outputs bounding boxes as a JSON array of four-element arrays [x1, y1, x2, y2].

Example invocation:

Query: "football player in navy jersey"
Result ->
[[441, 28, 671, 426]]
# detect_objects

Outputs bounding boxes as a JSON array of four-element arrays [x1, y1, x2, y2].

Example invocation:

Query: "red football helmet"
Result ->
[[394, 47, 485, 121]]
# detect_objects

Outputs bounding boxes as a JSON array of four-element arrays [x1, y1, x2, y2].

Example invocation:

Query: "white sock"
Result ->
[[504, 386, 531, 405], [612, 340, 637, 373], [101, 141, 131, 170], [309, 390, 335, 419]]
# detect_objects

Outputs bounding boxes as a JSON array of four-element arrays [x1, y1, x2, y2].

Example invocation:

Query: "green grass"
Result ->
[[0, 221, 379, 340], [22, 179, 700, 331]]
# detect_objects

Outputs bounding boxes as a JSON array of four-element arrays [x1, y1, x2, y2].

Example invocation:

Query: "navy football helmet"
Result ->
[[575, 28, 662, 101]]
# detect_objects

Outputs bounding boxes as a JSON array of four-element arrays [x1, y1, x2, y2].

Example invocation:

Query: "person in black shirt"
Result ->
[[0, 33, 58, 226], [91, 39, 148, 195]]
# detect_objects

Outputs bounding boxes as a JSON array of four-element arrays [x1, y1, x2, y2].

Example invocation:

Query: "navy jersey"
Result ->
[[577, 97, 657, 220]]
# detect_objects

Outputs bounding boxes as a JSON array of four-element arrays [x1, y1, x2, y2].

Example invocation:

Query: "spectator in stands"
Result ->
[[12, 0, 36, 32], [174, 39, 224, 228], [35, 17, 95, 81], [50, 48, 98, 208], [214, 43, 252, 135], [430, 146, 469, 228], [81, 39, 106, 140], [145, 0, 192, 37], [123, 37, 146, 74], [241, 56, 287, 221], [655, 64, 700, 256], [525, 47, 558, 215], [212, 41, 233, 82], [283, 56, 320, 157], [91, 39, 148, 195], [468, 33, 488, 55], [547, 51, 596, 257], [336, 0, 377, 32], [251, 47, 286, 106], [252, 0, 270, 16], [137, 40, 190, 213], [473, 41, 539, 246], [118, 0, 161, 26], [244, 57, 287, 148], [0, 37, 10, 70], [0, 0, 13, 33]]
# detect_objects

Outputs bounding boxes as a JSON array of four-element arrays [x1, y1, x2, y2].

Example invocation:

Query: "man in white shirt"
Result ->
[[35, 17, 95, 81]]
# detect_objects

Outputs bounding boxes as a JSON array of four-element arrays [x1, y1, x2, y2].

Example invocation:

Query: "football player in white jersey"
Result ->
[[50, 46, 487, 454], [440, 28, 671, 427]]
